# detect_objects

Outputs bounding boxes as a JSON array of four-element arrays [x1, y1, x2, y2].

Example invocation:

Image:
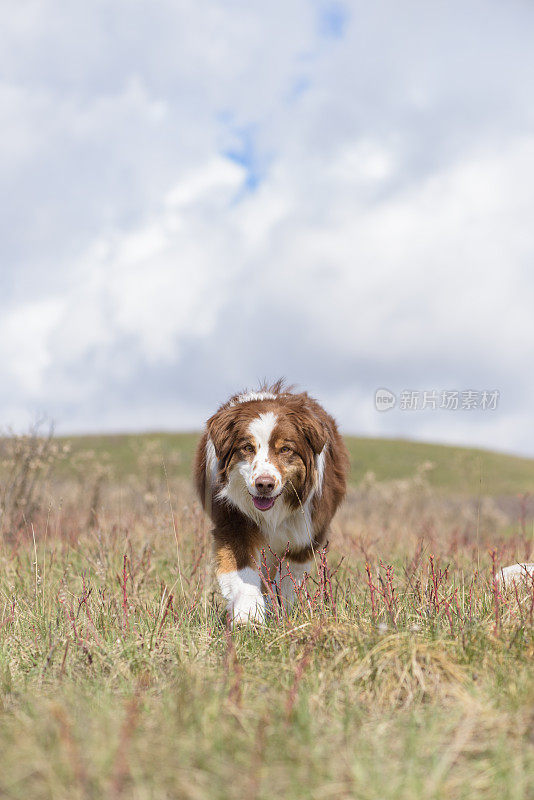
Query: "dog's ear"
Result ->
[[300, 408, 328, 455], [206, 406, 240, 461]]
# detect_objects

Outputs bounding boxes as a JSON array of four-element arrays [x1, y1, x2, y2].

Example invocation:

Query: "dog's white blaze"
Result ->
[[218, 567, 265, 624], [247, 412, 281, 488], [219, 411, 284, 524], [231, 391, 277, 406]]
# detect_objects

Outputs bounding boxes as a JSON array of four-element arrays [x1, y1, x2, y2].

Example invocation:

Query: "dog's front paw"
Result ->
[[219, 568, 266, 627], [229, 592, 266, 626]]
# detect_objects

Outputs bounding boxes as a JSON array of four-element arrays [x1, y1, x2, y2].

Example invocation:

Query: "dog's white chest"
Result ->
[[258, 501, 314, 555]]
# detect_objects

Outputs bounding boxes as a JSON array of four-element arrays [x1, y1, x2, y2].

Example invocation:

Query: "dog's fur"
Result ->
[[194, 382, 349, 624], [496, 562, 534, 588]]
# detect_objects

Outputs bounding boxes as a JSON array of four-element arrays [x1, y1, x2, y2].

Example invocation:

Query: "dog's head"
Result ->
[[207, 396, 327, 515]]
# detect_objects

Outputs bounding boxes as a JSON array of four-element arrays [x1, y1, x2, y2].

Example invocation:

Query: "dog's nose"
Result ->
[[255, 474, 275, 494]]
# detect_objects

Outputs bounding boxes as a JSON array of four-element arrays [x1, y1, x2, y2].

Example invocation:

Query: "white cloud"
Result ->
[[46, 156, 245, 371], [0, 299, 64, 395]]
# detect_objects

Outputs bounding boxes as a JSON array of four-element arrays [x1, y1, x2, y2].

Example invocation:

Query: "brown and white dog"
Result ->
[[194, 382, 349, 625]]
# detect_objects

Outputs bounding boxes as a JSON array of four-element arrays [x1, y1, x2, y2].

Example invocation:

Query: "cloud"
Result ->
[[1, 1, 534, 455]]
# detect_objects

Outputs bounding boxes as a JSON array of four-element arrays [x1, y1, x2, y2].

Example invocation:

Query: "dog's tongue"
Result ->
[[252, 496, 275, 511]]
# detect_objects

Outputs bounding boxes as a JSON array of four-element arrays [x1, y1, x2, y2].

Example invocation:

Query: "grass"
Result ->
[[57, 432, 534, 495], [0, 431, 533, 799]]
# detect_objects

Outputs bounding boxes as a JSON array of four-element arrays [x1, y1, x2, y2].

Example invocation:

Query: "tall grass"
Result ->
[[0, 432, 532, 799]]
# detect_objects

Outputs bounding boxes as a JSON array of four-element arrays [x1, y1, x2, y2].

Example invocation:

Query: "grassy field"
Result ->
[[58, 431, 534, 495], [0, 431, 533, 799]]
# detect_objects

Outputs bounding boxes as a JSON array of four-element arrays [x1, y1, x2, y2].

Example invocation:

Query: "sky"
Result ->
[[1, 0, 534, 455]]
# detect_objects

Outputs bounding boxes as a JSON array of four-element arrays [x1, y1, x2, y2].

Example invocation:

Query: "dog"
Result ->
[[194, 382, 349, 625]]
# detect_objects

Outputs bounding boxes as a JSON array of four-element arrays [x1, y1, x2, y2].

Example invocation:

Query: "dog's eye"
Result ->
[[280, 445, 291, 454], [242, 443, 254, 454]]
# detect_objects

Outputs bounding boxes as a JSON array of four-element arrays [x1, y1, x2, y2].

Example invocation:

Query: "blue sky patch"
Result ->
[[221, 122, 269, 196], [318, 3, 348, 39]]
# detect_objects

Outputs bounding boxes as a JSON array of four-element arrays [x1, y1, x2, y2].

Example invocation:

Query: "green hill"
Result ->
[[58, 432, 534, 497]]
